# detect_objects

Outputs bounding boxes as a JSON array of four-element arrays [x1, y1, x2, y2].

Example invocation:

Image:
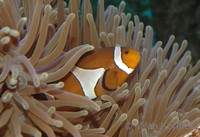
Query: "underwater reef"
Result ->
[[0, 0, 199, 137]]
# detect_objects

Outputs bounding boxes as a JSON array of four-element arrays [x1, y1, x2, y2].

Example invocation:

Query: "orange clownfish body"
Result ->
[[62, 45, 140, 99]]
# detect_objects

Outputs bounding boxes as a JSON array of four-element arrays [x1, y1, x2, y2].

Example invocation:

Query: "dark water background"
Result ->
[[66, 0, 200, 64]]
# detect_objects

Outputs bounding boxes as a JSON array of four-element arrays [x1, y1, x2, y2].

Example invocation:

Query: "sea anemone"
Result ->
[[0, 0, 199, 137]]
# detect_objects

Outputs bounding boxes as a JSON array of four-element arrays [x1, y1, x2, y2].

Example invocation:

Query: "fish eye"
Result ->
[[124, 50, 129, 54]]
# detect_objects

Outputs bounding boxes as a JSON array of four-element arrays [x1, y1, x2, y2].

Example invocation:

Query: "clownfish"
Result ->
[[62, 45, 140, 99]]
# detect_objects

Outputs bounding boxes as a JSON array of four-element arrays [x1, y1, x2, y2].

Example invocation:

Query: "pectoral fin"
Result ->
[[102, 69, 119, 91]]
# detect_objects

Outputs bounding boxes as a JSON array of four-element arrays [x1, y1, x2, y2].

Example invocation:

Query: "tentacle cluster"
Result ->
[[0, 0, 199, 137]]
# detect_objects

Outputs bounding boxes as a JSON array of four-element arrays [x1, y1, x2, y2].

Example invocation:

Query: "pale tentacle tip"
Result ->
[[53, 120, 63, 128], [56, 82, 64, 88], [2, 26, 10, 33], [161, 70, 168, 77], [113, 104, 119, 109], [132, 119, 139, 126], [75, 124, 82, 130], [151, 58, 157, 64], [94, 104, 101, 111], [21, 17, 27, 21], [120, 113, 128, 121], [138, 98, 145, 104], [120, 1, 126, 6], [47, 106, 56, 115], [1, 36, 10, 44], [33, 76, 40, 87], [86, 13, 93, 20], [9, 30, 20, 38], [40, 72, 48, 81], [2, 92, 13, 103], [9, 78, 18, 86], [82, 110, 88, 116], [45, 4, 52, 11], [68, 13, 75, 20], [34, 82, 40, 88], [22, 101, 29, 110], [34, 131, 42, 137], [85, 44, 95, 50], [21, 17, 27, 23], [98, 128, 106, 133], [101, 95, 108, 100]]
